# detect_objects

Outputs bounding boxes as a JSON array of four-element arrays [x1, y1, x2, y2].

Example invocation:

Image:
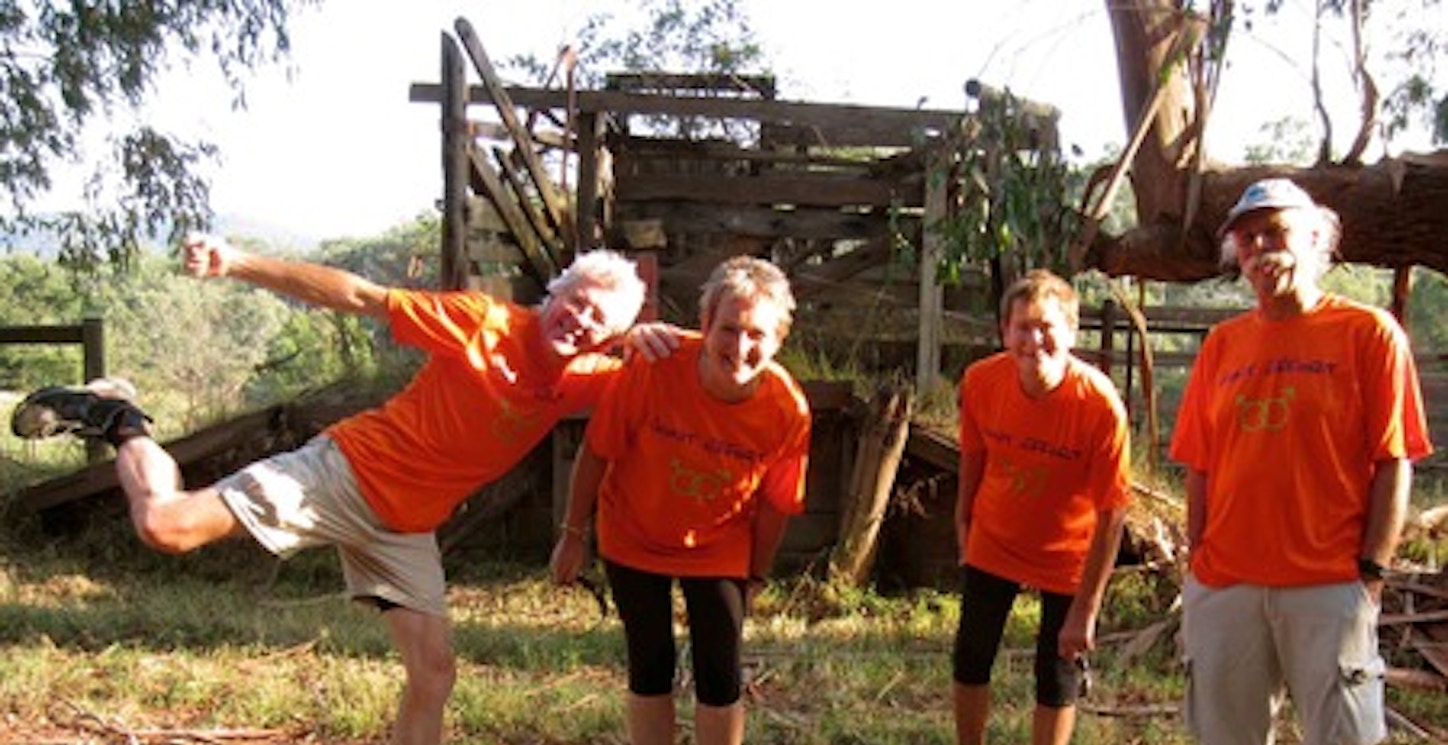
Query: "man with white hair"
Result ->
[[11, 236, 654, 745], [1170, 178, 1433, 745]]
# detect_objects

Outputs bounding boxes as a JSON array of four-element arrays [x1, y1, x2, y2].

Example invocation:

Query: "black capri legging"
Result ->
[[952, 564, 1082, 708], [605, 560, 747, 707]]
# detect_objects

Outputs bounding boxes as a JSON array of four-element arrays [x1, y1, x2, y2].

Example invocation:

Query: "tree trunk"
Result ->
[[1086, 154, 1448, 281], [830, 384, 914, 586], [1106, 0, 1199, 225], [1096, 0, 1448, 282]]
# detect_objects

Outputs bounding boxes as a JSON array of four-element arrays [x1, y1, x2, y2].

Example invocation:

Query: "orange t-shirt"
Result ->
[[958, 353, 1131, 595], [590, 334, 812, 578], [327, 289, 620, 533], [1170, 295, 1432, 587]]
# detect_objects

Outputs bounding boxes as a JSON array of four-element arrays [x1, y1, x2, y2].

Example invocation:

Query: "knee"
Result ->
[[406, 641, 457, 702], [132, 504, 205, 554]]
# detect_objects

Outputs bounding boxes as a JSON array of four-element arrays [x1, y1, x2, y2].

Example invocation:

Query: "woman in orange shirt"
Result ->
[[952, 269, 1131, 745], [552, 256, 811, 745]]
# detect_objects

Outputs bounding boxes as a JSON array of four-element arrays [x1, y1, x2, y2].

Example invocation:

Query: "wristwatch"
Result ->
[[1357, 557, 1387, 581]]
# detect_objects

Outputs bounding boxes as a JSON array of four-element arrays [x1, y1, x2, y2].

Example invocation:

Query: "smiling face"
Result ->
[[1226, 207, 1330, 301], [538, 279, 626, 358], [697, 292, 788, 401], [1002, 294, 1077, 397]]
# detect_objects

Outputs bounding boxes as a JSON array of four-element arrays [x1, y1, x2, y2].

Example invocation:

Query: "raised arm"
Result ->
[[182, 234, 389, 318]]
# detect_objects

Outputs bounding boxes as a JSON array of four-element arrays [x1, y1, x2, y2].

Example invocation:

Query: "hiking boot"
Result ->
[[10, 378, 153, 446]]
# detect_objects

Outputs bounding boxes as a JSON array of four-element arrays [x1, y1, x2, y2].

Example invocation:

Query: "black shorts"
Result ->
[[952, 564, 1082, 707], [604, 560, 747, 706]]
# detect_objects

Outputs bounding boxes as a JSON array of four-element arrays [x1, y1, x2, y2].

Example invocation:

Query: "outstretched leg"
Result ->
[[114, 437, 243, 552], [12, 379, 242, 552]]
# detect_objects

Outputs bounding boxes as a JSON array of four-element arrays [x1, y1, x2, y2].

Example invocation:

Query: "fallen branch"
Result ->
[[1079, 701, 1179, 717]]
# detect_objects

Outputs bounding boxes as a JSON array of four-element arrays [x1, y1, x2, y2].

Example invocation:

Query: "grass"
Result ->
[[2, 503, 1444, 745], [2, 396, 1445, 744]]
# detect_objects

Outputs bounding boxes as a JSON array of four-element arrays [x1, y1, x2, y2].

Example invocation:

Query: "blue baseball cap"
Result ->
[[1218, 178, 1319, 237]]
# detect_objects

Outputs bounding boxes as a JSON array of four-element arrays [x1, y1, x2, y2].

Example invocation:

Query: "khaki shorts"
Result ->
[[215, 436, 447, 617], [1182, 575, 1386, 745]]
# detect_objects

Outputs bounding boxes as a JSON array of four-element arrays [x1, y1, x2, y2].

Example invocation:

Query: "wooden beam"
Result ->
[[467, 146, 556, 281], [452, 19, 569, 258], [411, 84, 973, 148], [615, 173, 919, 208], [615, 136, 881, 169], [492, 145, 563, 256], [616, 203, 897, 241]]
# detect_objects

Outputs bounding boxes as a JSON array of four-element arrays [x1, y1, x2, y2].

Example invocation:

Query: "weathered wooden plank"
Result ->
[[467, 146, 556, 281], [906, 424, 959, 472], [410, 84, 973, 148], [575, 111, 603, 250], [617, 202, 896, 241], [452, 19, 570, 250], [616, 173, 921, 208], [605, 72, 777, 97], [615, 136, 880, 169], [440, 32, 470, 291], [0, 325, 87, 344], [492, 145, 562, 254]]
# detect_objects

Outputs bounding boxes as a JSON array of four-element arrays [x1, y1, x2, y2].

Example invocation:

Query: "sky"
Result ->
[[46, 0, 1448, 244]]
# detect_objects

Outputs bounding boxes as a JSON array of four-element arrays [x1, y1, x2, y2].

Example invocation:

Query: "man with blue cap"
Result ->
[[1170, 178, 1433, 744]]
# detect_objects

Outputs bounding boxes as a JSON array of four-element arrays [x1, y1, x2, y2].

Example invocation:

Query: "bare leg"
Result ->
[[626, 692, 675, 745], [953, 682, 990, 745], [114, 437, 243, 553], [694, 701, 743, 745], [383, 607, 456, 745], [1031, 704, 1075, 745]]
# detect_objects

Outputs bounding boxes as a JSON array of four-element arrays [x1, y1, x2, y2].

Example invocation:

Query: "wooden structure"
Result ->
[[2, 318, 108, 462], [410, 18, 1060, 390]]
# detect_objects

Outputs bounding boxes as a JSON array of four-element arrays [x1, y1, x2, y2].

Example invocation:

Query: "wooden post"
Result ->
[[440, 33, 470, 291], [575, 111, 602, 252], [81, 317, 105, 384], [830, 383, 914, 586], [1391, 266, 1412, 330], [917, 151, 946, 394], [1100, 298, 1117, 379], [81, 316, 106, 463]]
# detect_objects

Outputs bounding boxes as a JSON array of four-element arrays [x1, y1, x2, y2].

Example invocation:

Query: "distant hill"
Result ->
[[1, 214, 321, 258]]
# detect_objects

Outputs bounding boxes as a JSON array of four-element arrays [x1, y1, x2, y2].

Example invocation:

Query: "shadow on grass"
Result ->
[[0, 497, 632, 673]]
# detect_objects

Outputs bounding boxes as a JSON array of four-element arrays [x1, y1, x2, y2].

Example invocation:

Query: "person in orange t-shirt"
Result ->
[[551, 256, 810, 745], [1170, 179, 1431, 745], [10, 235, 658, 745], [952, 269, 1130, 745]]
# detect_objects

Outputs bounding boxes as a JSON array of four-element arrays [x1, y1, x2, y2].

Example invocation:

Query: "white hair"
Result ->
[[547, 250, 647, 331], [1218, 204, 1342, 275]]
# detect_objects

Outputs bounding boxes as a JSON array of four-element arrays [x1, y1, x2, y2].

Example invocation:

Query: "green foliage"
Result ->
[[0, 0, 314, 266], [1243, 116, 1318, 165], [921, 89, 1079, 300], [0, 254, 90, 390], [1381, 11, 1448, 144], [507, 0, 766, 88], [504, 0, 770, 142], [576, 0, 763, 81]]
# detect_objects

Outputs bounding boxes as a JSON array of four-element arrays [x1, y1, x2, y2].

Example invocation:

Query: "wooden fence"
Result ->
[[1081, 302, 1448, 474], [1, 318, 108, 461]]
